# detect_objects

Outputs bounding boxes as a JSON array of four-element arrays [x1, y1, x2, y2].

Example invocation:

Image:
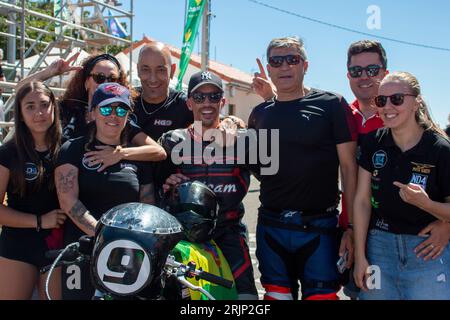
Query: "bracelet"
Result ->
[[36, 215, 42, 232], [347, 223, 354, 230]]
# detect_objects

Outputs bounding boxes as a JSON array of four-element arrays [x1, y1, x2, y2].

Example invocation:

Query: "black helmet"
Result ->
[[162, 180, 218, 243], [91, 202, 184, 299]]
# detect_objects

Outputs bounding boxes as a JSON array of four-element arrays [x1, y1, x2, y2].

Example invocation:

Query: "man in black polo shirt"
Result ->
[[248, 37, 358, 300], [132, 42, 193, 142]]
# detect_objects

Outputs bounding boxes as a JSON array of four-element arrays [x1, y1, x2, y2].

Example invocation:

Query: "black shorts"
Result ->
[[0, 229, 52, 269], [213, 223, 257, 296]]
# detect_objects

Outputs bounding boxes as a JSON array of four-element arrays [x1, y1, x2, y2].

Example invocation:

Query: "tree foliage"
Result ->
[[0, 0, 133, 60], [0, 0, 55, 60]]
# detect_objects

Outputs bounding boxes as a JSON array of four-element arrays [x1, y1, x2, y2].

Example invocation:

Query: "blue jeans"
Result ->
[[360, 229, 450, 300]]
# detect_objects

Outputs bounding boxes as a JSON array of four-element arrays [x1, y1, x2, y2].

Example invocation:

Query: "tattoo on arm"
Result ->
[[68, 200, 96, 235], [57, 169, 77, 194], [140, 183, 155, 204]]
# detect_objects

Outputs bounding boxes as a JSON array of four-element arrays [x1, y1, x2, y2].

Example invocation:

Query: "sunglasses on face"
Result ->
[[374, 93, 417, 108], [191, 92, 223, 104], [98, 105, 129, 117], [268, 55, 302, 68], [90, 73, 119, 84], [348, 64, 382, 78]]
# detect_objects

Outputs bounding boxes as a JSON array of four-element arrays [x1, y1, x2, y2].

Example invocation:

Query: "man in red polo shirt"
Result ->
[[339, 40, 388, 230]]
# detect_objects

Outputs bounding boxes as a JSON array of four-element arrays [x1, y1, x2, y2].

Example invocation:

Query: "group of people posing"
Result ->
[[0, 36, 449, 300]]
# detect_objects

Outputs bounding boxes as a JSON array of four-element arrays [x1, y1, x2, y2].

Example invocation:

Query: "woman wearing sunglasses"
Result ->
[[0, 82, 67, 299], [16, 53, 166, 171], [353, 72, 450, 299], [55, 83, 155, 299]]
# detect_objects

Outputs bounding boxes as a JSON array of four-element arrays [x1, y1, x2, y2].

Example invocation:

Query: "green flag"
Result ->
[[177, 0, 206, 90]]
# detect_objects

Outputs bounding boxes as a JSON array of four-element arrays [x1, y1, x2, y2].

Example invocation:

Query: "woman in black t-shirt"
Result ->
[[55, 83, 154, 299], [0, 82, 67, 299], [15, 53, 166, 165], [354, 72, 450, 300]]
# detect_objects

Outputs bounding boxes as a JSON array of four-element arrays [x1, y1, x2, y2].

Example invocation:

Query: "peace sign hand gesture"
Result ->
[[252, 58, 276, 101], [48, 51, 83, 77]]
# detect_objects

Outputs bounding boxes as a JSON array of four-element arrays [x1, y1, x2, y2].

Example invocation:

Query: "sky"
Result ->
[[120, 0, 450, 127]]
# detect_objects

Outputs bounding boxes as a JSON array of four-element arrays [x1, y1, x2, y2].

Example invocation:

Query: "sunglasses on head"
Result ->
[[98, 105, 129, 117], [268, 54, 302, 68], [348, 64, 382, 78], [90, 73, 119, 84], [191, 92, 223, 104], [374, 93, 417, 108]]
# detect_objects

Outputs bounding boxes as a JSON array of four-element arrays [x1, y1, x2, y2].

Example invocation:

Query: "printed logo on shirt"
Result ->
[[371, 170, 381, 182], [411, 162, 435, 174], [410, 173, 428, 189], [372, 150, 387, 169], [375, 218, 389, 231], [371, 183, 380, 191], [25, 162, 39, 181], [299, 107, 323, 121], [154, 119, 173, 127], [207, 183, 237, 193], [371, 196, 380, 209], [82, 155, 102, 171]]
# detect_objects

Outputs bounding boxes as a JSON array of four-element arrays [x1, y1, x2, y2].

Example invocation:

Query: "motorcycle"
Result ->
[[41, 202, 234, 300]]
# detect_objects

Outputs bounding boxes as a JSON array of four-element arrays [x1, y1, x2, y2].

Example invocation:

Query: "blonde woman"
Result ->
[[354, 72, 450, 300]]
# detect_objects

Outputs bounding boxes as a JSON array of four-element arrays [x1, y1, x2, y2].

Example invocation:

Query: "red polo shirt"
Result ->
[[349, 100, 384, 135], [340, 100, 384, 228]]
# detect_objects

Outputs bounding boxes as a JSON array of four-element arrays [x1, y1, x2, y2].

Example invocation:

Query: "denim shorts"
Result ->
[[359, 228, 450, 300]]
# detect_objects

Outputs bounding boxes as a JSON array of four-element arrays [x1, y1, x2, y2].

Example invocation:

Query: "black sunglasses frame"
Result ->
[[348, 64, 383, 78], [268, 55, 302, 68], [90, 73, 119, 84], [374, 93, 417, 108], [191, 92, 223, 104]]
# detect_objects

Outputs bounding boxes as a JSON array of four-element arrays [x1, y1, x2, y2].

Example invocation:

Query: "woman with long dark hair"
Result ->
[[17, 52, 166, 170], [0, 82, 66, 299]]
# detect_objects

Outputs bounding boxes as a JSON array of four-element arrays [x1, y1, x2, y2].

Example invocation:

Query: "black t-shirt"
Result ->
[[0, 142, 59, 238], [248, 88, 357, 212], [158, 128, 254, 225], [359, 128, 450, 235], [131, 88, 194, 141], [56, 136, 153, 243]]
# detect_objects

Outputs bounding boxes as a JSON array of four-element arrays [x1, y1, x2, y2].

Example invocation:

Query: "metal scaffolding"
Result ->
[[0, 0, 134, 142]]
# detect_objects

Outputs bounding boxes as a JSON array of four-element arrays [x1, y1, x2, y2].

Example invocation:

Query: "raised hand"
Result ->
[[48, 51, 83, 77], [252, 58, 275, 101]]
